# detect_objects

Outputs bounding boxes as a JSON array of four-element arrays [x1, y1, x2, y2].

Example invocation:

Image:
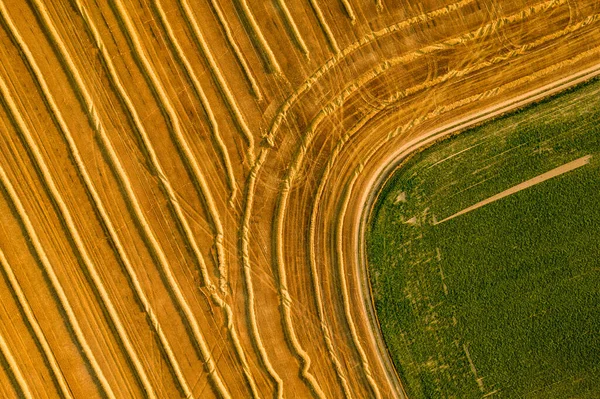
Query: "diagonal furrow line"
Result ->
[[152, 0, 239, 205], [0, 327, 33, 399], [178, 0, 256, 164], [308, 0, 340, 53], [0, 250, 74, 399], [0, 51, 157, 399], [339, 0, 356, 23], [105, 0, 230, 292], [233, 0, 282, 74], [0, 6, 193, 396], [0, 162, 116, 399], [206, 0, 263, 100], [86, 0, 261, 397], [273, 0, 310, 57], [22, 0, 228, 396], [151, 0, 237, 242]]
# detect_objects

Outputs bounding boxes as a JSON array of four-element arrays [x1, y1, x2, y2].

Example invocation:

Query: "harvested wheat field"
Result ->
[[0, 0, 599, 398]]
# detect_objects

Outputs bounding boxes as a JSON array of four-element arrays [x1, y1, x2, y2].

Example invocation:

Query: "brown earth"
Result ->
[[0, 0, 599, 397]]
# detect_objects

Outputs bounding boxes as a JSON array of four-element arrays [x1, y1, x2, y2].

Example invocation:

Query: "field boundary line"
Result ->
[[268, 4, 590, 394], [354, 54, 600, 399]]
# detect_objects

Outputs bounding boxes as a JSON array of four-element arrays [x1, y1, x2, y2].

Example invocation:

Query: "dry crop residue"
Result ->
[[0, 0, 599, 397]]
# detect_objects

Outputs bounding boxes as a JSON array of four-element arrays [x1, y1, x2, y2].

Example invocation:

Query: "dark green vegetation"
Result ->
[[367, 77, 600, 398]]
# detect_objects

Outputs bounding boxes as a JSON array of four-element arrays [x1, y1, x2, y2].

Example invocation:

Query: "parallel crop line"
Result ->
[[272, 182, 326, 398], [0, 55, 156, 399], [339, 0, 356, 23], [240, 150, 326, 398], [178, 0, 256, 164], [272, 0, 566, 141], [152, 0, 238, 205], [334, 157, 382, 399], [0, 5, 193, 396], [108, 0, 230, 293], [307, 205, 355, 397], [274, 0, 310, 57], [312, 0, 570, 124], [0, 328, 33, 398], [308, 0, 340, 53], [239, 158, 285, 399], [233, 0, 282, 74], [94, 1, 260, 396], [0, 162, 115, 399], [21, 0, 226, 395], [207, 0, 263, 100], [152, 0, 236, 267], [387, 49, 600, 151], [0, 249, 74, 399], [308, 116, 378, 399]]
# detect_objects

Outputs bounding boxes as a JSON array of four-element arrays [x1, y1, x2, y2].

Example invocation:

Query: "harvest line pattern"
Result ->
[[0, 4, 192, 395], [1, 0, 599, 397]]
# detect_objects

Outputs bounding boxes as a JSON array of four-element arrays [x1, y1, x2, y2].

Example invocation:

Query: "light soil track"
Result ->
[[0, 0, 599, 397]]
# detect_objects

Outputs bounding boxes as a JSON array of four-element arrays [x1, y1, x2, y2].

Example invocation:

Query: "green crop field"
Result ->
[[367, 77, 600, 398]]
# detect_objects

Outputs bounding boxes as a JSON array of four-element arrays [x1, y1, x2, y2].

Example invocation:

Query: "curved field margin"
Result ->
[[365, 74, 600, 398], [0, 0, 600, 397]]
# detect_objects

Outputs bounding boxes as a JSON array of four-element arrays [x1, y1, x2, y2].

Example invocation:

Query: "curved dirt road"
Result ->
[[0, 0, 599, 397]]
